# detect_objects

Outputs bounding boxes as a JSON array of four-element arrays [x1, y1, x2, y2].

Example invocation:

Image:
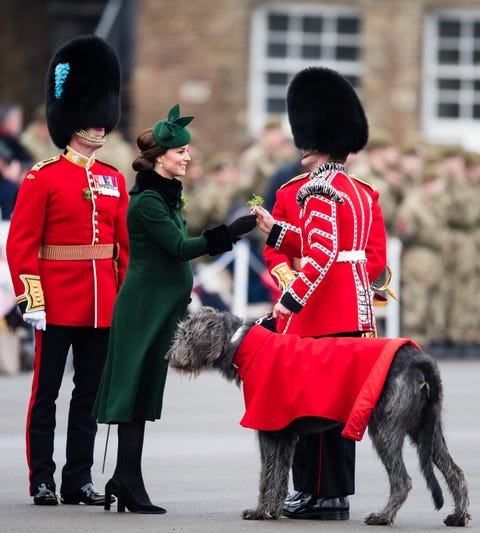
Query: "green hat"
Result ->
[[153, 104, 194, 148]]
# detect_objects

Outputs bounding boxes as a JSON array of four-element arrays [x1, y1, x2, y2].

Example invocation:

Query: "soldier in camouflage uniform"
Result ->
[[440, 148, 480, 344], [356, 131, 401, 235], [396, 166, 449, 345], [465, 151, 480, 345]]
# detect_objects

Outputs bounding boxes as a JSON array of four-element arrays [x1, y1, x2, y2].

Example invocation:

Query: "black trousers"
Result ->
[[27, 325, 109, 495], [291, 331, 361, 498], [292, 427, 355, 497]]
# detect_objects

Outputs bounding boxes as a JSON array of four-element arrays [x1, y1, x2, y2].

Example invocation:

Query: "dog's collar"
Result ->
[[229, 324, 248, 369], [230, 324, 247, 345]]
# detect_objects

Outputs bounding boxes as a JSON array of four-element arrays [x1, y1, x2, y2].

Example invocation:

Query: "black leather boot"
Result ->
[[61, 482, 114, 505], [283, 492, 349, 520], [106, 421, 166, 514], [33, 482, 58, 505]]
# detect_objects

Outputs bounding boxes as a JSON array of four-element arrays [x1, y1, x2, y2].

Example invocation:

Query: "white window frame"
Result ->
[[422, 8, 480, 149], [248, 2, 363, 137]]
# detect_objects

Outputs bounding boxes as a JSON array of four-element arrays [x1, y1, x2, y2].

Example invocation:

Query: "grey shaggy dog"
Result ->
[[167, 306, 470, 527]]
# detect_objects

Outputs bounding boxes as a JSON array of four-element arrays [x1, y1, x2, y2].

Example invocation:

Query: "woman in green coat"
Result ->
[[92, 104, 255, 514]]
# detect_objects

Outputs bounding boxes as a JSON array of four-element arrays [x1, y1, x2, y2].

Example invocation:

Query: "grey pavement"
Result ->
[[0, 359, 478, 532]]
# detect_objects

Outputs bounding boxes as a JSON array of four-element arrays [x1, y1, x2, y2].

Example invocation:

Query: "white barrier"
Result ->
[[373, 237, 402, 338], [193, 237, 402, 338], [192, 240, 252, 318], [0, 221, 21, 375], [0, 221, 16, 316]]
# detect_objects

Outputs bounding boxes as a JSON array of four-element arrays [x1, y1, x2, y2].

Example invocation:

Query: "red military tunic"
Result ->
[[266, 162, 386, 337], [6, 148, 129, 327]]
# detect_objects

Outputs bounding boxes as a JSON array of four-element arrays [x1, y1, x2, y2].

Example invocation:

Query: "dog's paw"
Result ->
[[242, 508, 262, 520], [242, 508, 277, 520], [364, 512, 393, 526], [444, 512, 471, 527]]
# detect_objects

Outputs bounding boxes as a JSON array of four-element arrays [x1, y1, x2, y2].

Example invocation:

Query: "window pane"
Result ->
[[438, 102, 460, 117], [475, 22, 480, 38], [438, 78, 461, 90], [336, 45, 359, 61], [338, 17, 359, 34], [267, 72, 289, 85], [473, 104, 480, 118], [268, 14, 288, 31], [302, 44, 322, 59], [250, 6, 363, 134], [438, 48, 460, 64], [268, 42, 287, 58], [438, 19, 461, 37], [303, 16, 323, 33], [267, 98, 286, 113]]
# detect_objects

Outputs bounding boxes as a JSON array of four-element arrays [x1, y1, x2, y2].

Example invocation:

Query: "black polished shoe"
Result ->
[[284, 490, 306, 503], [61, 482, 115, 506], [33, 482, 58, 505], [283, 493, 349, 520]]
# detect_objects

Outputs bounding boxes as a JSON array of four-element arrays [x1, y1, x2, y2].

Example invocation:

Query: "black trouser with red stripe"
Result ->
[[291, 330, 360, 498], [292, 427, 355, 497], [27, 325, 109, 495]]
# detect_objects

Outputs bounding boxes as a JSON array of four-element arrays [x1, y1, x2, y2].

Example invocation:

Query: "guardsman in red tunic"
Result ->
[[6, 35, 128, 506], [254, 66, 390, 520], [265, 163, 387, 336], [264, 174, 395, 333]]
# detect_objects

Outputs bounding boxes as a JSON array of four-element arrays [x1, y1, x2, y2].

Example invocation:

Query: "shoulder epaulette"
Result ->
[[279, 172, 310, 190], [349, 174, 377, 192], [96, 159, 119, 172], [31, 155, 60, 171]]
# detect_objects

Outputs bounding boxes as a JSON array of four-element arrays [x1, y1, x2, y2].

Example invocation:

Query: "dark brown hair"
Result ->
[[132, 127, 168, 171]]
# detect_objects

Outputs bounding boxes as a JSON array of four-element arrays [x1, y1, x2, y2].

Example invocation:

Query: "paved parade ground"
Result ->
[[1, 358, 478, 532]]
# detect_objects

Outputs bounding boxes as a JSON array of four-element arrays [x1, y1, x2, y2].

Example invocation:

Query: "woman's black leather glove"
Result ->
[[226, 214, 256, 242], [202, 214, 256, 256]]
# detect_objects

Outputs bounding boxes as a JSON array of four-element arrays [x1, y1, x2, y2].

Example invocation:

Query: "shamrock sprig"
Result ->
[[180, 195, 189, 211], [247, 193, 264, 207]]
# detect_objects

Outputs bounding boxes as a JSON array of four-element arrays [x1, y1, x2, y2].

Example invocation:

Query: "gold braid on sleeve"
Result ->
[[271, 262, 298, 292], [18, 275, 45, 312]]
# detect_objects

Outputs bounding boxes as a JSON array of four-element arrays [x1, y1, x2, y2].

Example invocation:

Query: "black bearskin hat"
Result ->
[[45, 35, 120, 148], [287, 67, 368, 156]]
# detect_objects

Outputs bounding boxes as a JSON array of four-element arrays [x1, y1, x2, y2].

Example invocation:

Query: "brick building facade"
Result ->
[[2, 0, 480, 158]]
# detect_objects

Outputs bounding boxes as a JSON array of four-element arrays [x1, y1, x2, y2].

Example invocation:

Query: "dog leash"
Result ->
[[231, 312, 274, 345], [256, 311, 292, 335], [255, 311, 273, 325], [281, 314, 293, 335]]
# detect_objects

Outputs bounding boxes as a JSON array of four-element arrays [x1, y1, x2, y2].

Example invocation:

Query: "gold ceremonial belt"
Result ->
[[39, 244, 114, 261]]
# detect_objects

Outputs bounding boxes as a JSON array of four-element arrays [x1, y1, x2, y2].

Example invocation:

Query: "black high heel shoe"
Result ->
[[104, 479, 166, 514], [104, 479, 119, 511]]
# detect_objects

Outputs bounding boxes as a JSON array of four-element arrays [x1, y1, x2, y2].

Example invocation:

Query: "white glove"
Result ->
[[23, 310, 46, 330]]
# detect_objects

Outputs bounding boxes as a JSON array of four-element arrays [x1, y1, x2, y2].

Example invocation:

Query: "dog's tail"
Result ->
[[414, 358, 444, 510]]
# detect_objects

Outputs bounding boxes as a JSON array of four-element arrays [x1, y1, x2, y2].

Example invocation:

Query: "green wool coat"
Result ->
[[93, 181, 210, 423]]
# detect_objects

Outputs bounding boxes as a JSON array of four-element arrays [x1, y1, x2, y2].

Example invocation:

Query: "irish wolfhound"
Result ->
[[167, 306, 470, 526]]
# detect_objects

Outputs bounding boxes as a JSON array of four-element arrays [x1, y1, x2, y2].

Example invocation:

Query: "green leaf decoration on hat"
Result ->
[[153, 104, 194, 148], [168, 104, 194, 128]]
